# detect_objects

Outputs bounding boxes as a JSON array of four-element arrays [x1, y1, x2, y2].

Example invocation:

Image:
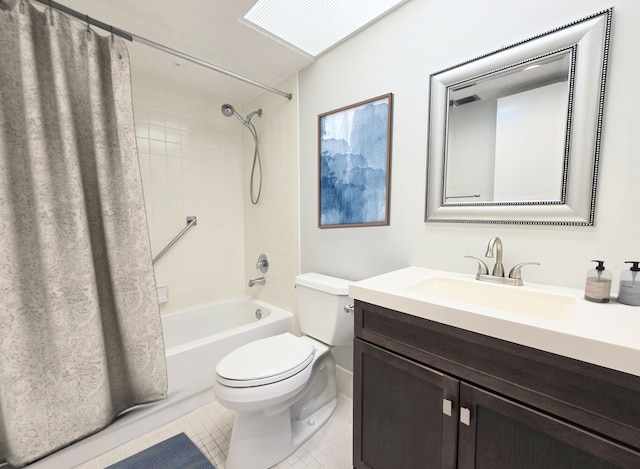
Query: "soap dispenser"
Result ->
[[585, 260, 612, 303], [618, 261, 640, 306]]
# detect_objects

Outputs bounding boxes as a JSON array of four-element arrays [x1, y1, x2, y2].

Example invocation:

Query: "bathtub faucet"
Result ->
[[248, 276, 266, 287]]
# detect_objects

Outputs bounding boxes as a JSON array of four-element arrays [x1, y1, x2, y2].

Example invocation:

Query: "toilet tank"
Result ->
[[295, 273, 353, 346]]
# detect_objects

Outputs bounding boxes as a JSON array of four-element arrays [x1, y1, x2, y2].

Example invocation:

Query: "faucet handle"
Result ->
[[465, 255, 489, 276], [508, 262, 540, 282], [256, 254, 269, 273]]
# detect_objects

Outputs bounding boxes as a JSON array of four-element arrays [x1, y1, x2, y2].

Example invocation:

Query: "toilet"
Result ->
[[213, 273, 352, 469]]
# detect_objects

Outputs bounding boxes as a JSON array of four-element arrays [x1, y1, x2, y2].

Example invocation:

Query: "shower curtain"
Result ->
[[0, 1, 167, 467]]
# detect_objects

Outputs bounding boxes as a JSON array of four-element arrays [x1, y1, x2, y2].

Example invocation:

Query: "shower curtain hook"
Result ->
[[110, 25, 114, 42], [85, 14, 91, 37]]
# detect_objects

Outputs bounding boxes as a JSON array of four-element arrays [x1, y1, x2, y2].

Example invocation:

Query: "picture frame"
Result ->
[[318, 93, 393, 228]]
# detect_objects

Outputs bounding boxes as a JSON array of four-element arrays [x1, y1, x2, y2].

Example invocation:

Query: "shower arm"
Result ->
[[152, 216, 197, 265]]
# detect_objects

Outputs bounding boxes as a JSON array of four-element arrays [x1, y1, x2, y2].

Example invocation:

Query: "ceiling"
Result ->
[[58, 0, 316, 104]]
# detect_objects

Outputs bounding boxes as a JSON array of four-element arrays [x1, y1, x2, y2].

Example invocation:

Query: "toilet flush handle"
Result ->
[[344, 304, 354, 315]]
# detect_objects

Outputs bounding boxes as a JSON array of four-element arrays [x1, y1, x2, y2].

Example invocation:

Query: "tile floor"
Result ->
[[75, 394, 353, 469]]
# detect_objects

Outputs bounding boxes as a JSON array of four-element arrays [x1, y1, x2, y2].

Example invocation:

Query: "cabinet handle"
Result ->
[[442, 399, 452, 416], [460, 407, 471, 426]]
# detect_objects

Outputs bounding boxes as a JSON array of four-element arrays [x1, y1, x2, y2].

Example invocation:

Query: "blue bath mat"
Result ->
[[105, 432, 214, 469]]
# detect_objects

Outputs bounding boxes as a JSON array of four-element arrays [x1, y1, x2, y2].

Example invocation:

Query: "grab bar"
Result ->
[[152, 216, 197, 265]]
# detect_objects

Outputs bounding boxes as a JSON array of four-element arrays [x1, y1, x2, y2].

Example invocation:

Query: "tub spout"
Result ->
[[248, 276, 266, 287]]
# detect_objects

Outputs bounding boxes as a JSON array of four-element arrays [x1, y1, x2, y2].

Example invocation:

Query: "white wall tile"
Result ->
[[149, 155, 166, 170], [182, 145, 196, 160], [149, 124, 165, 141], [166, 128, 181, 143], [136, 137, 150, 154], [138, 152, 150, 169], [135, 123, 149, 139], [166, 142, 181, 158], [166, 157, 182, 172], [131, 85, 247, 315], [149, 140, 166, 156], [151, 170, 168, 185], [242, 75, 300, 317]]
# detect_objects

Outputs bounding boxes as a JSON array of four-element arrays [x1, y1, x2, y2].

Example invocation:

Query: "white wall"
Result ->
[[299, 0, 640, 368]]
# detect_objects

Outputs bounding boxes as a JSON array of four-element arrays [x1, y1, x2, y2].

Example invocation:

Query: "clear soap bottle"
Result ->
[[618, 261, 640, 306], [585, 260, 612, 303]]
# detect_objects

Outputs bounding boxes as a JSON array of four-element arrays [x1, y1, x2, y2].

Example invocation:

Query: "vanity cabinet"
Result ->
[[353, 300, 640, 469], [355, 339, 458, 468]]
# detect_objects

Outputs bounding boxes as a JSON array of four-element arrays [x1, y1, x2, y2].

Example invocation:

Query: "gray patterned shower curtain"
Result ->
[[0, 1, 167, 467]]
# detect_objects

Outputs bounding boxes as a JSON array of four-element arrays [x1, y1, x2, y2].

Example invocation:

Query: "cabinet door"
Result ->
[[458, 382, 640, 469], [354, 339, 459, 469]]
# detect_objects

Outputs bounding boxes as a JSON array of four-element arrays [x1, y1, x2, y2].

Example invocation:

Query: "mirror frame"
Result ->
[[425, 9, 612, 225]]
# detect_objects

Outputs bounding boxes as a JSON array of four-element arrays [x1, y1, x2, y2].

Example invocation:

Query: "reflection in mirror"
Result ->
[[426, 9, 612, 225], [445, 50, 574, 204]]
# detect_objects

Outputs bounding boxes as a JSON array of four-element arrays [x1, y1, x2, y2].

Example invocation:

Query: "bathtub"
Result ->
[[27, 297, 294, 469], [162, 298, 294, 403]]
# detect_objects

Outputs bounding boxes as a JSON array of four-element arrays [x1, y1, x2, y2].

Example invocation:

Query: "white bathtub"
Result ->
[[27, 297, 294, 469], [162, 298, 294, 403]]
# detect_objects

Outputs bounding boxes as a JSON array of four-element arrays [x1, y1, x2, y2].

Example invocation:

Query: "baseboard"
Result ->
[[335, 365, 353, 399]]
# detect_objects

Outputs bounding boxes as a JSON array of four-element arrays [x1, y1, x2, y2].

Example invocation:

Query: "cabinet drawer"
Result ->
[[355, 300, 640, 450]]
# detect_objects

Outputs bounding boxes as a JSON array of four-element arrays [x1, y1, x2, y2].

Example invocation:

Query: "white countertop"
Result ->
[[349, 266, 640, 377]]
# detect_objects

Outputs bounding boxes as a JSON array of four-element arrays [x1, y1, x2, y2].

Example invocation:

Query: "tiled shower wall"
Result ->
[[132, 86, 246, 314], [241, 76, 301, 318]]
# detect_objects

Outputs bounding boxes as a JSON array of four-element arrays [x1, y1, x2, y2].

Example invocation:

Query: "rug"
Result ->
[[105, 432, 215, 469]]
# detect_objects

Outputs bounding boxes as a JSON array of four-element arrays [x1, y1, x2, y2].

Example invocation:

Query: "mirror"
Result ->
[[426, 9, 612, 225], [446, 50, 573, 204]]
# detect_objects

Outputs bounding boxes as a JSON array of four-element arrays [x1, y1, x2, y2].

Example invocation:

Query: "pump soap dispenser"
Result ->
[[618, 261, 640, 306], [585, 260, 612, 303]]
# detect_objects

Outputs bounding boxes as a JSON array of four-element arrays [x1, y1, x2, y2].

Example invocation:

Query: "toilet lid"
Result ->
[[216, 333, 315, 387]]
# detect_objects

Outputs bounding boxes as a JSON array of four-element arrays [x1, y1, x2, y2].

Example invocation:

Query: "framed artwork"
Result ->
[[318, 93, 393, 228]]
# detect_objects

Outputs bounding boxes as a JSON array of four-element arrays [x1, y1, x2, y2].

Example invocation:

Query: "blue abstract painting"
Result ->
[[319, 94, 392, 227]]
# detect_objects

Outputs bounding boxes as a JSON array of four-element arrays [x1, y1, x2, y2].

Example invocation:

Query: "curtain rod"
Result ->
[[31, 0, 293, 100]]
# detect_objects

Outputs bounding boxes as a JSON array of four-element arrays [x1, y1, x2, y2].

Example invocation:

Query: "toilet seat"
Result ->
[[216, 333, 315, 388]]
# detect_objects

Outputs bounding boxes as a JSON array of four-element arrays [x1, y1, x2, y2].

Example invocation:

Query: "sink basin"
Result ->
[[404, 276, 575, 321]]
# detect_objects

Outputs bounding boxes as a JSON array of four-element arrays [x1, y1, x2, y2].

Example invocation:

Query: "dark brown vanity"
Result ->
[[353, 300, 640, 468]]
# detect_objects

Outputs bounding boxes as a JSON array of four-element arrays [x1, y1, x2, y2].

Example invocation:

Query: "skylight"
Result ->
[[243, 0, 407, 57]]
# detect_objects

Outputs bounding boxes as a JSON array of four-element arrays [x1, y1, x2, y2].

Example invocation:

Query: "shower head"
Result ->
[[222, 103, 246, 125], [221, 103, 262, 126], [221, 103, 235, 117]]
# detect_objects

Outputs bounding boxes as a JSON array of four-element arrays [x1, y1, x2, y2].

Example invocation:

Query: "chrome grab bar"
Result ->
[[152, 216, 197, 265]]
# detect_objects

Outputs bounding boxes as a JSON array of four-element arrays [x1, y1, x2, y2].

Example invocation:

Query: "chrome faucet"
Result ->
[[248, 276, 266, 287], [465, 237, 540, 286]]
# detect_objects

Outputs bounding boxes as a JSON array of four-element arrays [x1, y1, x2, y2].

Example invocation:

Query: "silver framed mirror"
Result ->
[[425, 9, 612, 225]]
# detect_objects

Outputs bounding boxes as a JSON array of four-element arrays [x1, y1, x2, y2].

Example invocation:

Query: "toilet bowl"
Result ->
[[213, 273, 352, 469]]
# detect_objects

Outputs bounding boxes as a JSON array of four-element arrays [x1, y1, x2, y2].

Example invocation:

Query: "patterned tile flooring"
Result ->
[[75, 394, 353, 469]]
